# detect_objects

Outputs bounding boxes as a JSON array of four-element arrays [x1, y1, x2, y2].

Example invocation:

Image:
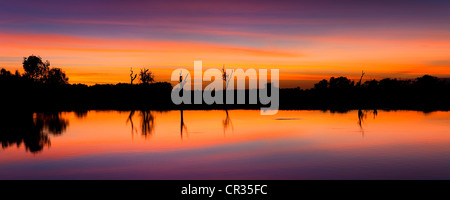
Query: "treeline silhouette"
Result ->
[[280, 75, 450, 111], [1, 55, 173, 110], [1, 55, 449, 111]]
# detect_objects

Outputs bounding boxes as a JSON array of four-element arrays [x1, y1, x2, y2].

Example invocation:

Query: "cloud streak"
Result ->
[[0, 0, 449, 87]]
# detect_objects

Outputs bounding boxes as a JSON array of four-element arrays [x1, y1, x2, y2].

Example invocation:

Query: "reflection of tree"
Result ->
[[126, 110, 156, 138], [221, 66, 234, 136], [357, 109, 367, 137], [74, 110, 88, 119], [126, 110, 137, 138], [180, 109, 188, 139], [223, 110, 233, 135], [357, 109, 378, 137], [37, 113, 69, 135], [357, 109, 366, 129], [0, 112, 68, 153], [140, 110, 155, 137], [178, 72, 189, 140]]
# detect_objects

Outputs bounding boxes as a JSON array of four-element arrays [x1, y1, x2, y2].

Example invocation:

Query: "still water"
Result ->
[[1, 110, 450, 179]]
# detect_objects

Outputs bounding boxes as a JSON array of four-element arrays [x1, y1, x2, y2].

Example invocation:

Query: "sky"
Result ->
[[0, 0, 449, 88]]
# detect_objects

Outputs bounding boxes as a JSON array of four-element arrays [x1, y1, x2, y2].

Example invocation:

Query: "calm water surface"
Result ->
[[1, 110, 450, 179]]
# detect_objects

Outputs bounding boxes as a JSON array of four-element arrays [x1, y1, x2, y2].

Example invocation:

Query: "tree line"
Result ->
[[2, 55, 448, 90], [312, 75, 448, 90], [0, 55, 449, 111], [0, 55, 156, 86], [1, 55, 68, 86]]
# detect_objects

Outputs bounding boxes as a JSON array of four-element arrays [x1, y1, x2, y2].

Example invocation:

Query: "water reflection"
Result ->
[[126, 110, 159, 139], [74, 110, 88, 119], [357, 109, 379, 137], [180, 109, 188, 139], [140, 111, 155, 137], [37, 113, 69, 135], [357, 109, 367, 136], [0, 112, 68, 153], [126, 110, 137, 138], [0, 109, 441, 156], [1, 110, 450, 179], [0, 109, 390, 153], [223, 110, 233, 135]]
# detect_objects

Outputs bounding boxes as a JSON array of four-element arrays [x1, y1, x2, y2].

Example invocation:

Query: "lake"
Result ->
[[1, 109, 450, 179]]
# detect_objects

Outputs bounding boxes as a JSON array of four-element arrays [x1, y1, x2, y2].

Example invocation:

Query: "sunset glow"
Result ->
[[1, 0, 449, 88]]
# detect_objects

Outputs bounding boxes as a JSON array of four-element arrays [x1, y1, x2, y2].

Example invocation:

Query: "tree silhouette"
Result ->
[[23, 55, 50, 81], [363, 79, 378, 88], [1, 68, 11, 76], [356, 70, 365, 87], [329, 76, 354, 89], [21, 55, 69, 85], [222, 65, 233, 90], [130, 67, 137, 85], [139, 68, 154, 85], [378, 78, 410, 89], [314, 79, 328, 89], [44, 68, 69, 85], [415, 75, 441, 88], [1, 68, 23, 84], [313, 77, 354, 89]]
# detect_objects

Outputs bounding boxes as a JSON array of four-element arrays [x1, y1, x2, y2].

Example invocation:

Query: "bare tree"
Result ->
[[221, 65, 233, 90], [130, 67, 137, 85], [357, 70, 365, 87]]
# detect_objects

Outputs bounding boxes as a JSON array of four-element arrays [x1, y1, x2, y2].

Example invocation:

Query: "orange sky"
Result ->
[[1, 32, 449, 88], [1, 1, 449, 88]]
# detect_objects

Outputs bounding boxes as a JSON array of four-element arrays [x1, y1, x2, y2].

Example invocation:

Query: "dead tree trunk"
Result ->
[[130, 68, 137, 85]]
